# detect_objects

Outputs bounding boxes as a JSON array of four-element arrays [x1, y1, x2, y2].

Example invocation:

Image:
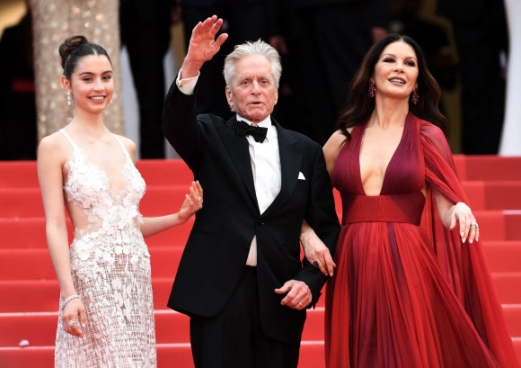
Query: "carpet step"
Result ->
[[2, 156, 521, 189], [0, 308, 325, 348], [0, 247, 184, 281], [2, 272, 521, 312], [0, 217, 194, 250], [2, 211, 521, 252], [3, 181, 521, 218], [0, 341, 326, 368], [504, 305, 521, 338], [482, 241, 521, 273], [1, 339, 519, 368], [3, 241, 521, 281], [456, 156, 521, 182], [0, 278, 326, 313], [0, 185, 195, 218], [0, 160, 193, 189], [2, 305, 520, 349]]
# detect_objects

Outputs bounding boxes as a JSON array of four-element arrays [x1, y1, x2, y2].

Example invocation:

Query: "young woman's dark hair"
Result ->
[[58, 35, 112, 80], [338, 33, 447, 138]]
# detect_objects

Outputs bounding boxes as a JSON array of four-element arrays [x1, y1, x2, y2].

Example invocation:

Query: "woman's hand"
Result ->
[[62, 298, 86, 338], [177, 181, 203, 224], [301, 221, 335, 277], [445, 202, 480, 244]]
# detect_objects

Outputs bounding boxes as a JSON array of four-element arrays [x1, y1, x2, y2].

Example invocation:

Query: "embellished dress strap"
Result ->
[[112, 134, 132, 161], [59, 129, 79, 150]]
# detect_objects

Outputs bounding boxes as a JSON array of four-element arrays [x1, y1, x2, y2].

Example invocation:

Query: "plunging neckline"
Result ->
[[356, 114, 409, 197], [61, 129, 132, 200]]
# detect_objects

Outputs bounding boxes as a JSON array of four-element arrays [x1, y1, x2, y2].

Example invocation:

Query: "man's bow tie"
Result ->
[[235, 120, 268, 143]]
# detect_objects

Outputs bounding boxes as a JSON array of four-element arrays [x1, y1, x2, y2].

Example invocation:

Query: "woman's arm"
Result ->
[[140, 181, 203, 238], [37, 136, 86, 338], [433, 189, 480, 244]]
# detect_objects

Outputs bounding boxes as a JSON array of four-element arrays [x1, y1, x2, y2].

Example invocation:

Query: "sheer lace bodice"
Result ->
[[55, 129, 156, 368]]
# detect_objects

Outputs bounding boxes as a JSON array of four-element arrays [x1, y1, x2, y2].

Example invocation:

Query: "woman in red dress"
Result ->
[[320, 34, 520, 368]]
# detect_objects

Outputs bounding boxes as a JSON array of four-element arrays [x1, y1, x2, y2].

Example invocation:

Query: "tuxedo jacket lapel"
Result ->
[[220, 118, 259, 209], [262, 123, 302, 217]]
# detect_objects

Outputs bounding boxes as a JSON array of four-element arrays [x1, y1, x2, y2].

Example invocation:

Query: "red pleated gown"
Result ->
[[325, 113, 520, 368]]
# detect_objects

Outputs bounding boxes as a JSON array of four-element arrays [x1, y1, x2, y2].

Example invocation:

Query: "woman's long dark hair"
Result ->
[[338, 33, 447, 138]]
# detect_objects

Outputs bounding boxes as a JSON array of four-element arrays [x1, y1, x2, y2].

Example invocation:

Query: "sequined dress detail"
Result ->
[[55, 129, 156, 367]]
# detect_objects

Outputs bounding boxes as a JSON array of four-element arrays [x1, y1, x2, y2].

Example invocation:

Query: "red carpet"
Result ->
[[1, 156, 520, 367]]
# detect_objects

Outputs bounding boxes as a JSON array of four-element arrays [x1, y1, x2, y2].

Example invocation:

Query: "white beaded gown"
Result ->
[[55, 129, 156, 367]]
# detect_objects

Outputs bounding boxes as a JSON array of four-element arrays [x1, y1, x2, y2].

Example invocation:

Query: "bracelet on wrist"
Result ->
[[61, 294, 80, 310]]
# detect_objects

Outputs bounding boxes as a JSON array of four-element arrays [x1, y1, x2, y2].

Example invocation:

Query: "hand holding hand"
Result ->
[[446, 202, 480, 243], [275, 280, 312, 310], [177, 181, 203, 224]]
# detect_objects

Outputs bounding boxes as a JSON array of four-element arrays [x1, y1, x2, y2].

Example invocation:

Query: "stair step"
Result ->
[[463, 156, 521, 181], [493, 273, 521, 304], [3, 182, 521, 218], [0, 342, 325, 368], [2, 210, 521, 253], [2, 271, 520, 312], [0, 308, 325, 348], [0, 278, 326, 313], [0, 217, 195, 250], [2, 241, 521, 281], [482, 241, 521, 273], [1, 339, 519, 368], [2, 305, 519, 349], [504, 305, 521, 338], [0, 160, 193, 189], [2, 157, 521, 188]]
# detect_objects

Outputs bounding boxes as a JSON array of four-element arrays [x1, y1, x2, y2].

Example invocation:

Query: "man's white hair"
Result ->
[[223, 39, 282, 89]]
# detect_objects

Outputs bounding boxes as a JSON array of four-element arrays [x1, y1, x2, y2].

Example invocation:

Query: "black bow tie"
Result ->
[[235, 120, 268, 143]]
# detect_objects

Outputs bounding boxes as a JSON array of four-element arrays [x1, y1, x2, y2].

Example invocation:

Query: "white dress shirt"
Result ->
[[177, 71, 282, 266]]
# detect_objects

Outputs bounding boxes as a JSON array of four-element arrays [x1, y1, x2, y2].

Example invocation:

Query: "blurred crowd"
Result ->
[[0, 0, 509, 160]]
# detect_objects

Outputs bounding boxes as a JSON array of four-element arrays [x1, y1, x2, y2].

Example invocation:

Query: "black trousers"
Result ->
[[189, 267, 300, 368]]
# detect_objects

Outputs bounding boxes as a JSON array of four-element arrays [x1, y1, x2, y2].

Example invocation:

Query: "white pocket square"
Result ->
[[298, 172, 306, 180]]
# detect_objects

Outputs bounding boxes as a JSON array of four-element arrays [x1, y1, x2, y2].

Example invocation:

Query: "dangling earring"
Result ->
[[411, 88, 419, 105], [368, 80, 376, 98], [67, 91, 72, 106]]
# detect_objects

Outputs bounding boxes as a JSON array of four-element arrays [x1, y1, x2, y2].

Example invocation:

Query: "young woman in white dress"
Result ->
[[37, 35, 203, 368]]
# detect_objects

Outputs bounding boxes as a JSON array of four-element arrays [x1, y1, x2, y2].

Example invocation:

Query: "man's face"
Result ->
[[226, 54, 278, 123]]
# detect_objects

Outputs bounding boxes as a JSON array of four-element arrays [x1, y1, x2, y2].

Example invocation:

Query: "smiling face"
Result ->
[[225, 53, 278, 123], [62, 54, 114, 115], [371, 40, 419, 101]]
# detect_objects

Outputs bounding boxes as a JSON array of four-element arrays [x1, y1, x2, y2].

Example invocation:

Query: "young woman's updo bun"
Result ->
[[58, 35, 112, 79]]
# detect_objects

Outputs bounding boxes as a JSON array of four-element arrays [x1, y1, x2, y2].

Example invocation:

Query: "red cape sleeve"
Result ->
[[419, 118, 519, 367]]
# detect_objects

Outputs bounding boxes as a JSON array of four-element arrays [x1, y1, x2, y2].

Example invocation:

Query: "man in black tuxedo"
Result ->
[[163, 16, 340, 368]]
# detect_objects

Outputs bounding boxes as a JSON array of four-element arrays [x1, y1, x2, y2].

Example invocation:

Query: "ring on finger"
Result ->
[[68, 320, 75, 328], [470, 223, 479, 228], [298, 301, 303, 307]]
